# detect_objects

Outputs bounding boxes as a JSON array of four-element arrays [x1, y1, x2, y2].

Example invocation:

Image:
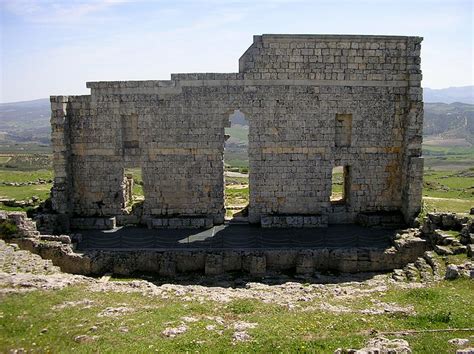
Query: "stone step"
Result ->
[[434, 245, 454, 256]]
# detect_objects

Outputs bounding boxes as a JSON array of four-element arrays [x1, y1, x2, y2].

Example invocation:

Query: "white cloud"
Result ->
[[2, 0, 128, 24]]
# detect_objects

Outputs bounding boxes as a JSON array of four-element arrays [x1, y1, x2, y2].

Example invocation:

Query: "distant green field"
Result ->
[[224, 150, 249, 168], [225, 126, 249, 143], [0, 144, 52, 154], [0, 154, 52, 171], [422, 144, 474, 170]]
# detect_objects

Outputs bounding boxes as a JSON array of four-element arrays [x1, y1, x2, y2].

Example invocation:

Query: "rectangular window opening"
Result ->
[[331, 165, 350, 204], [335, 113, 352, 147]]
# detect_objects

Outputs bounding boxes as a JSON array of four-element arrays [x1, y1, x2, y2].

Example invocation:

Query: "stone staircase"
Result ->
[[392, 251, 441, 282]]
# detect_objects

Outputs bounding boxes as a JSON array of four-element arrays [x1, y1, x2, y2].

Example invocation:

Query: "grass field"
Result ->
[[0, 170, 52, 183], [0, 184, 51, 201], [0, 278, 472, 352], [0, 170, 53, 202], [423, 170, 473, 200]]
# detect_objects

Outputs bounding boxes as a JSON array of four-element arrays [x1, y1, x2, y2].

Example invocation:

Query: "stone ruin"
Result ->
[[50, 34, 423, 230]]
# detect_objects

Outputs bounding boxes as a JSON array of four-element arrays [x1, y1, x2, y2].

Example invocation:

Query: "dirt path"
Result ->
[[225, 171, 249, 178], [424, 196, 472, 202]]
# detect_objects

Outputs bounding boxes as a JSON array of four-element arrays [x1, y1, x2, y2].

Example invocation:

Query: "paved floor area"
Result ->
[[76, 224, 395, 250]]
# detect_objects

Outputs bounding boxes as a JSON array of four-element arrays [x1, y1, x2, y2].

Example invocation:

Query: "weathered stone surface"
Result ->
[[50, 34, 424, 228], [205, 254, 224, 275], [70, 217, 116, 230], [159, 256, 177, 277], [248, 255, 266, 276]]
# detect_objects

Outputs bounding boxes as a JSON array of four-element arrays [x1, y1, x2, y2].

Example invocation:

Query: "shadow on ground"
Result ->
[[77, 224, 396, 250]]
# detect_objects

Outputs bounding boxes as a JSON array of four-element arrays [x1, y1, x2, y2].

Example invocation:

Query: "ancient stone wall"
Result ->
[[51, 34, 423, 228]]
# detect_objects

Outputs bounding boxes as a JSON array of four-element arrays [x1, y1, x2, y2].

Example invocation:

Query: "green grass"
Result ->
[[422, 198, 472, 214], [0, 169, 52, 208], [0, 169, 53, 183], [225, 185, 249, 206], [0, 279, 472, 352], [423, 169, 474, 200], [332, 171, 343, 194], [132, 184, 144, 197], [0, 184, 51, 201]]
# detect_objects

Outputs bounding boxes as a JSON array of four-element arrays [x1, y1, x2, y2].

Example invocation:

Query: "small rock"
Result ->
[[97, 307, 132, 317], [205, 325, 216, 331], [232, 331, 251, 342], [456, 349, 474, 354], [118, 326, 129, 333], [449, 338, 470, 346], [89, 326, 98, 332], [74, 334, 96, 343], [40, 328, 48, 334], [162, 325, 187, 338], [445, 264, 460, 280], [233, 321, 257, 331], [181, 316, 199, 323], [435, 245, 454, 256]]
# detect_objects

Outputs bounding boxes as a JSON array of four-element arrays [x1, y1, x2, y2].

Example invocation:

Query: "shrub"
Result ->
[[0, 220, 18, 239]]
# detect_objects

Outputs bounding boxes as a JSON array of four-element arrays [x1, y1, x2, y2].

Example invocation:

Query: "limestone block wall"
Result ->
[[51, 34, 423, 227]]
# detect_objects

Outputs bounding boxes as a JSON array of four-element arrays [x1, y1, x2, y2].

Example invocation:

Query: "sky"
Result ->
[[0, 0, 473, 103]]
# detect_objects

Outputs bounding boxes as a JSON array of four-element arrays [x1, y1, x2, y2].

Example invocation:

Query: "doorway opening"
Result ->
[[122, 166, 145, 218], [224, 109, 249, 221], [331, 165, 350, 204]]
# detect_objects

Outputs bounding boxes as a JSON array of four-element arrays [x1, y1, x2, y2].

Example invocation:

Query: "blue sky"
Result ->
[[0, 0, 473, 103]]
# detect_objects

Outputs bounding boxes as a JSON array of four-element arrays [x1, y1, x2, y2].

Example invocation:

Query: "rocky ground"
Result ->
[[1, 238, 473, 352]]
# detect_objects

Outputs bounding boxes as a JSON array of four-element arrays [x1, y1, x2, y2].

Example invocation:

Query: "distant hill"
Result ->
[[0, 98, 51, 145], [1, 88, 473, 148], [424, 86, 473, 104], [424, 102, 474, 145]]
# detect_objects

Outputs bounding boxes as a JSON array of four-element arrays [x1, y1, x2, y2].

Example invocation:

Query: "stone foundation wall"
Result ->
[[1, 212, 429, 276], [51, 34, 423, 227]]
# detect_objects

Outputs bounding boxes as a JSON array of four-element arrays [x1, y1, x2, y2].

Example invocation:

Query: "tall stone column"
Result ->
[[50, 96, 71, 214]]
